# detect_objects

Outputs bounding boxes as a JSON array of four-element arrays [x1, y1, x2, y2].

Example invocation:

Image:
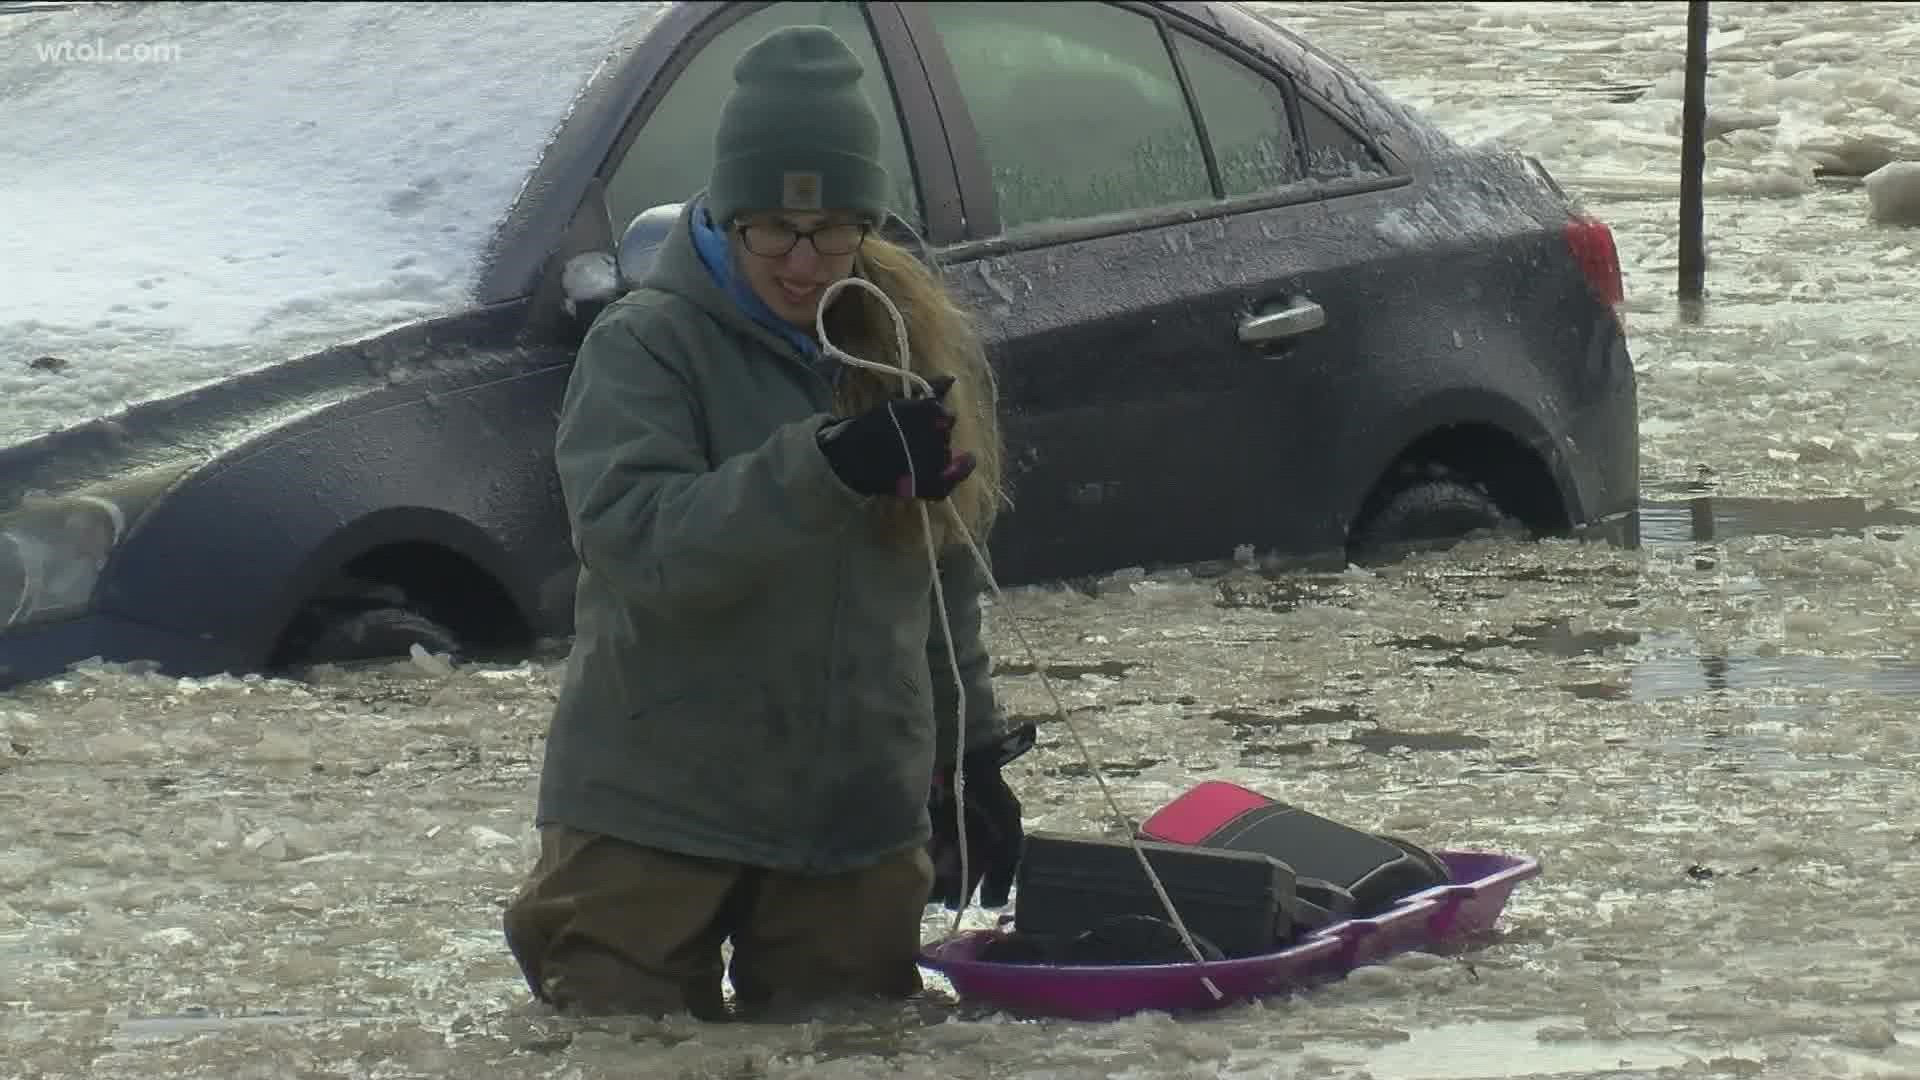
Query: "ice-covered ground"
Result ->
[[7, 2, 1920, 1078], [0, 1, 665, 445]]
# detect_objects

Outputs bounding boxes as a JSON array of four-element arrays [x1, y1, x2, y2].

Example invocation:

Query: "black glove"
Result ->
[[927, 722, 1036, 910], [817, 374, 978, 500]]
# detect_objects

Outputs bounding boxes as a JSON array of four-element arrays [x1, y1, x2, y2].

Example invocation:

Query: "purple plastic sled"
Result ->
[[918, 850, 1539, 1020]]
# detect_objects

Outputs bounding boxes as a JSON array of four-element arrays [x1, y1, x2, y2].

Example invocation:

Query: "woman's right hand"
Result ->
[[817, 375, 977, 500]]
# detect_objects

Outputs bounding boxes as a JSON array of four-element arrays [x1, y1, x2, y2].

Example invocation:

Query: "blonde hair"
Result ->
[[820, 233, 1006, 552]]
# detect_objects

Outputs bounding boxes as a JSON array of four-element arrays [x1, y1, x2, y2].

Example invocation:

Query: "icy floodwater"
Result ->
[[1272, 0, 1920, 505], [7, 2, 1920, 1078], [11, 532, 1920, 1079]]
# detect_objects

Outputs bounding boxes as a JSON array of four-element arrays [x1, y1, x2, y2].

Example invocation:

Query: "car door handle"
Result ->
[[1237, 299, 1326, 345]]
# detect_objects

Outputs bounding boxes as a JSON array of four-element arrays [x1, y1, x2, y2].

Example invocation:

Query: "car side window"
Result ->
[[604, 2, 922, 233], [1169, 32, 1301, 196], [923, 1, 1211, 232], [1297, 95, 1390, 181]]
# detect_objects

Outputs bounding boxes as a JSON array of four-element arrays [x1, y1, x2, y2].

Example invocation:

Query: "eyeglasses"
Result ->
[[736, 220, 871, 257]]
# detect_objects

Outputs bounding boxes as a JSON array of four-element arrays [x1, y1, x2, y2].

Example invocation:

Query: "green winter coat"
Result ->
[[534, 199, 1010, 875]]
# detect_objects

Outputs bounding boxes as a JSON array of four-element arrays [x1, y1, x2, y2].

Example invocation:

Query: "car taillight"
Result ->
[[1564, 216, 1624, 308]]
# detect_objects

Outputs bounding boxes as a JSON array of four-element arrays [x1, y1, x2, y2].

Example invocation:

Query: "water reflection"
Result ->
[[111, 1009, 341, 1044], [1344, 728, 1493, 754], [1640, 496, 1920, 545], [1392, 617, 1920, 704], [1377, 559, 1920, 703], [1388, 619, 1641, 659], [1629, 636, 1920, 702]]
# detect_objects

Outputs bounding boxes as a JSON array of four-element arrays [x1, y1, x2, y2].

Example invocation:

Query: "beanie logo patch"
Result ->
[[782, 171, 823, 211]]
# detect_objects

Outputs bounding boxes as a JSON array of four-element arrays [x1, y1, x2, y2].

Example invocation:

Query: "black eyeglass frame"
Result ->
[[733, 219, 874, 257]]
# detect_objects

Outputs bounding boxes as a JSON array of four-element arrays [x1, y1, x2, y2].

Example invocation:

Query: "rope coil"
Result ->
[[815, 274, 1222, 1000]]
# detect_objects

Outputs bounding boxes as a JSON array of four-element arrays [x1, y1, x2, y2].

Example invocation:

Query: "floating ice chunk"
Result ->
[[1703, 107, 1780, 140], [248, 728, 313, 763], [1833, 1019, 1898, 1050], [243, 827, 287, 861], [83, 731, 160, 764], [1800, 136, 1903, 178], [143, 927, 203, 952], [1792, 436, 1859, 463], [1865, 162, 1920, 226], [1738, 161, 1816, 198], [1706, 27, 1747, 54], [468, 826, 515, 850], [409, 643, 456, 678]]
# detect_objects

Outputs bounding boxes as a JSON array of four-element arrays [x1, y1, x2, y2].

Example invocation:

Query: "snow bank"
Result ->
[[0, 1, 666, 445]]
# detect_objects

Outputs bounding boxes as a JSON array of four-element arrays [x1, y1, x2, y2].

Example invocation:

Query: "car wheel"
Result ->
[[1349, 467, 1524, 565], [275, 580, 464, 670], [298, 606, 462, 666]]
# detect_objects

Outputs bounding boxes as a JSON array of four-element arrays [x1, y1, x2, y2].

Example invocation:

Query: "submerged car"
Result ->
[[0, 0, 1638, 691]]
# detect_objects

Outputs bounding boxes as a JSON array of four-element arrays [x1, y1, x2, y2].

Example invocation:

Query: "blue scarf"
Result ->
[[690, 198, 836, 379]]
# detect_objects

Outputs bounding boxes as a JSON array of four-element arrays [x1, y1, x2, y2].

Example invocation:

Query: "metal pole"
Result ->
[[1678, 0, 1710, 311]]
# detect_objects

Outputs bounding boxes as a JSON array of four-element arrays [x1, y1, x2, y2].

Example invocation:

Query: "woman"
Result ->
[[503, 24, 1035, 1020]]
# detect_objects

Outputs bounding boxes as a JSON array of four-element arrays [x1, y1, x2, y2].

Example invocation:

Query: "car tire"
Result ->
[[276, 581, 464, 670], [1349, 468, 1524, 565], [298, 606, 462, 666]]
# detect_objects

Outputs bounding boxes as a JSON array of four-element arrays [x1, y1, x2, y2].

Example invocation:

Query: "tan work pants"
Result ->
[[503, 825, 934, 1020]]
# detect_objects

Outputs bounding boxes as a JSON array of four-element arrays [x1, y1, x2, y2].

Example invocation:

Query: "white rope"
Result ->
[[815, 275, 1223, 998]]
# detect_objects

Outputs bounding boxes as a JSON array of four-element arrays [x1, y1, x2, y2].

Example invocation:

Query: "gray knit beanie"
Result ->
[[707, 25, 892, 226]]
